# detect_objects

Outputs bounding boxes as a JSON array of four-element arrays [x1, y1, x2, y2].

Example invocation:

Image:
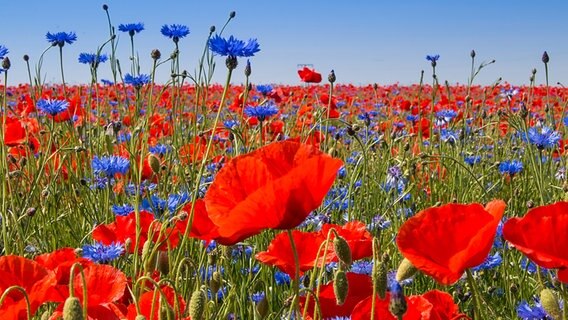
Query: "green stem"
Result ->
[[466, 269, 485, 319], [59, 46, 66, 97], [287, 229, 300, 320]]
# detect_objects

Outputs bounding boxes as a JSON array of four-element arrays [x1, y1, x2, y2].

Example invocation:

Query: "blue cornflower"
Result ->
[[142, 194, 167, 217], [517, 298, 552, 319], [118, 23, 144, 35], [526, 125, 561, 149], [440, 128, 459, 144], [224, 119, 239, 129], [37, 99, 69, 116], [82, 242, 124, 263], [92, 155, 130, 177], [256, 84, 273, 96], [0, 45, 8, 59], [208, 34, 260, 58], [244, 103, 279, 121], [46, 31, 77, 47], [167, 192, 190, 213], [112, 204, 134, 216], [124, 73, 150, 88], [499, 160, 523, 176], [101, 79, 114, 85], [78, 53, 108, 65], [274, 270, 291, 285], [464, 155, 481, 166], [149, 144, 171, 156], [250, 292, 265, 304], [351, 260, 373, 275], [161, 24, 190, 42], [501, 88, 520, 101], [436, 109, 457, 125], [426, 54, 440, 63], [472, 253, 502, 271]]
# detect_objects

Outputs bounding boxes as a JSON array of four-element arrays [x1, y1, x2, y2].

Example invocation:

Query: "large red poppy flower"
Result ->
[[175, 200, 223, 244], [126, 286, 188, 320], [320, 221, 374, 262], [350, 290, 468, 320], [35, 248, 92, 296], [92, 211, 180, 253], [299, 273, 373, 319], [204, 140, 343, 245], [3, 117, 27, 147], [396, 200, 505, 285], [49, 264, 128, 320], [298, 67, 322, 83], [255, 230, 332, 278], [503, 201, 568, 283], [0, 255, 57, 319]]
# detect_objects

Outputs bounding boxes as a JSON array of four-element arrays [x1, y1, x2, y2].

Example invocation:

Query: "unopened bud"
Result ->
[[540, 288, 562, 320], [542, 51, 550, 64], [333, 269, 349, 305], [396, 258, 418, 282], [62, 296, 84, 320], [189, 286, 207, 320], [2, 57, 11, 70], [151, 49, 161, 60], [328, 70, 336, 83]]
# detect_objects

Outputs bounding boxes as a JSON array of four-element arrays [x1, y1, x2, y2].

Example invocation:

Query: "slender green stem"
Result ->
[[59, 46, 67, 97], [466, 269, 485, 319], [287, 229, 300, 320]]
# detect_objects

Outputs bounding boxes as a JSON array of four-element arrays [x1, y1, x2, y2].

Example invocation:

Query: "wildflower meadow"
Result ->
[[1, 3, 568, 320]]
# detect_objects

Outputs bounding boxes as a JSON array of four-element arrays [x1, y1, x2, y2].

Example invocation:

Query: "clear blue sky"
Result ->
[[1, 0, 567, 86]]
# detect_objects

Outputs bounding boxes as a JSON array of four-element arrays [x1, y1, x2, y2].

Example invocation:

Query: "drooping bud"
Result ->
[[256, 295, 269, 318], [62, 296, 84, 320], [333, 269, 349, 305], [396, 258, 418, 282], [148, 153, 161, 175], [333, 232, 352, 267], [540, 288, 562, 320], [142, 241, 156, 272], [189, 286, 207, 320]]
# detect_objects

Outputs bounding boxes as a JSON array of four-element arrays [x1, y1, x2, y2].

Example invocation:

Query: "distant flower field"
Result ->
[[0, 5, 567, 320]]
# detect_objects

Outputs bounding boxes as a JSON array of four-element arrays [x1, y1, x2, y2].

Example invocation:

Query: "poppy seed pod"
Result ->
[[333, 269, 349, 306], [189, 286, 207, 320], [540, 288, 562, 320], [62, 296, 84, 320]]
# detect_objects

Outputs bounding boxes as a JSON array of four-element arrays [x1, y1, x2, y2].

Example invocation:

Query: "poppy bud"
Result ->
[[189, 286, 207, 320], [135, 316, 146, 320], [2, 57, 11, 70], [151, 49, 161, 60], [540, 288, 562, 320], [470, 49, 476, 58], [157, 251, 169, 275], [208, 252, 217, 265], [328, 70, 336, 83], [148, 153, 161, 175], [373, 255, 388, 299], [388, 281, 407, 318], [62, 296, 84, 320], [210, 271, 222, 294], [542, 51, 550, 64], [333, 269, 349, 305], [244, 59, 251, 77], [396, 258, 417, 282], [142, 241, 156, 272], [333, 232, 352, 267], [256, 295, 269, 318]]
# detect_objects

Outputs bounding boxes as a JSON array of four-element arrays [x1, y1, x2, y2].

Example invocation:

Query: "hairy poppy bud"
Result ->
[[540, 288, 562, 320], [142, 241, 156, 272], [189, 286, 207, 320], [62, 296, 84, 320], [148, 154, 161, 175], [256, 295, 269, 318], [373, 254, 388, 299], [210, 271, 222, 294], [333, 269, 349, 305], [333, 232, 352, 267]]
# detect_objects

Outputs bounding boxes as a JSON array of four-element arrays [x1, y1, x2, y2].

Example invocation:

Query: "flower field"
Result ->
[[1, 6, 568, 320]]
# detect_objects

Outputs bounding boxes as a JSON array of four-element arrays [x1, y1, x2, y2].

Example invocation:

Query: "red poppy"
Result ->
[[255, 230, 332, 278], [298, 67, 322, 83], [320, 221, 374, 262], [299, 272, 373, 319], [204, 140, 343, 245], [92, 211, 180, 253], [0, 255, 57, 319], [35, 248, 92, 294], [126, 286, 188, 320], [3, 117, 27, 147], [503, 201, 568, 283], [396, 200, 505, 285], [49, 264, 128, 320], [350, 290, 468, 320], [175, 199, 222, 244]]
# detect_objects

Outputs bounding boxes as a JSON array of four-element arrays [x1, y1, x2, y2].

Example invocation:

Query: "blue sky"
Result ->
[[1, 0, 567, 86]]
